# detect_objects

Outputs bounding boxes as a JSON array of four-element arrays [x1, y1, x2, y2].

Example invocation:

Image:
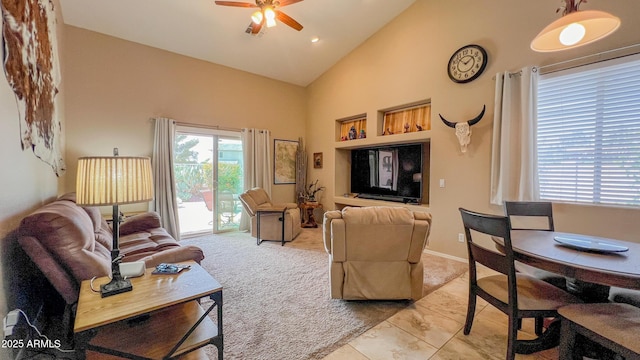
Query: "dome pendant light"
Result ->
[[531, 0, 620, 52]]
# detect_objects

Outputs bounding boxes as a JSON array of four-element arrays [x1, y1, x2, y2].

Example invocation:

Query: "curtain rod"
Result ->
[[174, 121, 241, 132], [493, 43, 640, 80], [538, 43, 640, 73]]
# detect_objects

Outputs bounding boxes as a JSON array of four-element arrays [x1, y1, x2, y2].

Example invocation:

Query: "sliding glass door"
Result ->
[[174, 126, 243, 236]]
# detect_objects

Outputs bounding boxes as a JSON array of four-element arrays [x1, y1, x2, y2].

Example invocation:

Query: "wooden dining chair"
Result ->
[[504, 201, 555, 231], [459, 208, 583, 360], [558, 303, 640, 360], [504, 201, 567, 335]]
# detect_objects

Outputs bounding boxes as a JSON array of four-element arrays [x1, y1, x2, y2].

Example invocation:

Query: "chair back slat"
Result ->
[[504, 201, 554, 231], [460, 208, 517, 287], [468, 241, 510, 275]]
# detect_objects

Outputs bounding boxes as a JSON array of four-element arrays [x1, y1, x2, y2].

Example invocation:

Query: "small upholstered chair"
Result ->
[[239, 187, 301, 242], [459, 208, 582, 360], [323, 206, 432, 300], [558, 303, 640, 360]]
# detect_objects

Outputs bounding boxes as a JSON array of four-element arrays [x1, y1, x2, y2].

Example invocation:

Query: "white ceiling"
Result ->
[[58, 0, 417, 86]]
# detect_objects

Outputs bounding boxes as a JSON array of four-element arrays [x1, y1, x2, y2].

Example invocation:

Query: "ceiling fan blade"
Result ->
[[277, 0, 303, 7], [251, 19, 263, 34], [275, 10, 303, 31], [214, 1, 257, 8]]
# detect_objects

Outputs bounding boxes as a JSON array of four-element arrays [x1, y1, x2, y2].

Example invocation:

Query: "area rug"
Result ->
[[182, 229, 467, 360]]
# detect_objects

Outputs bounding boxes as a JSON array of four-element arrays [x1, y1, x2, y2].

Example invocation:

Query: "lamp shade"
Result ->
[[531, 10, 620, 52], [76, 156, 154, 206]]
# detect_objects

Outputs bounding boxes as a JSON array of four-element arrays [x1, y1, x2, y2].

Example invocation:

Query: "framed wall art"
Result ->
[[313, 152, 323, 169], [274, 139, 298, 184]]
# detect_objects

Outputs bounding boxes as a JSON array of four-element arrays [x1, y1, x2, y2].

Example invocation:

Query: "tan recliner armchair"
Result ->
[[323, 206, 432, 300], [239, 187, 302, 242]]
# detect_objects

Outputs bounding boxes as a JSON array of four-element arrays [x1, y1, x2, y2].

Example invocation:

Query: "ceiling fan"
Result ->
[[214, 0, 304, 35]]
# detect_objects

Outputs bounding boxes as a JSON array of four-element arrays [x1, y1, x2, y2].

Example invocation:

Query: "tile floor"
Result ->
[[321, 265, 559, 360]]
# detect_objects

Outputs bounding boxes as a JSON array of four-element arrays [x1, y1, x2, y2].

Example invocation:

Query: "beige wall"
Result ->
[[0, 1, 66, 355], [307, 0, 640, 258], [2, 0, 640, 329], [62, 26, 307, 208]]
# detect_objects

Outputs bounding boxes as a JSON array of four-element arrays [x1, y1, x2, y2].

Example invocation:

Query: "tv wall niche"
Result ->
[[334, 141, 431, 208], [351, 143, 425, 204], [333, 100, 432, 210]]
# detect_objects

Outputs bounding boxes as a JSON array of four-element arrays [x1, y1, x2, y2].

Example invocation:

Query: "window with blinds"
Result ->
[[537, 54, 640, 207]]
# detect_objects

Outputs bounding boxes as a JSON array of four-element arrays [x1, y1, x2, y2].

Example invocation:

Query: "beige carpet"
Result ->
[[182, 228, 467, 360]]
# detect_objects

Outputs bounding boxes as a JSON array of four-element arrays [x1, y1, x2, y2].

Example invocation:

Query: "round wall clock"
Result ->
[[447, 44, 488, 83]]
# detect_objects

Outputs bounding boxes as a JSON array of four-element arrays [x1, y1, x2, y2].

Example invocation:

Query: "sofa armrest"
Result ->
[[137, 245, 205, 268], [279, 202, 299, 210], [322, 210, 342, 254], [407, 211, 432, 263], [408, 219, 431, 263], [119, 212, 162, 236], [256, 204, 287, 212], [17, 236, 101, 305]]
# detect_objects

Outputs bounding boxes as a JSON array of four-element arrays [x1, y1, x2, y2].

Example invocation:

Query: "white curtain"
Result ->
[[152, 117, 181, 239], [239, 128, 272, 231], [490, 66, 540, 205]]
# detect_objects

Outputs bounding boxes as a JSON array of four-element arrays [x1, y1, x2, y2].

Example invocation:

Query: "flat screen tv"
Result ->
[[351, 143, 423, 204]]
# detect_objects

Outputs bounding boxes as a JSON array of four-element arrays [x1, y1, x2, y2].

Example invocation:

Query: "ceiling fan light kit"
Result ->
[[531, 0, 620, 52], [215, 0, 304, 34]]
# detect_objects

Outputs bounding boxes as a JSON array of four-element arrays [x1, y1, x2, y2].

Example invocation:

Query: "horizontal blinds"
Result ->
[[537, 54, 640, 207]]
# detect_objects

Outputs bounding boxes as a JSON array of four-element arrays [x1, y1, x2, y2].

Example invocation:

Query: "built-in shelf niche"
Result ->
[[336, 114, 367, 142], [378, 100, 431, 136]]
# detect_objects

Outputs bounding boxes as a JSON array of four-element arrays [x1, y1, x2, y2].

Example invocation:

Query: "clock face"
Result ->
[[448, 45, 488, 83]]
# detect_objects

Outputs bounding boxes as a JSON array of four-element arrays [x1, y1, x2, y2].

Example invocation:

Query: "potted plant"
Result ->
[[305, 179, 325, 204]]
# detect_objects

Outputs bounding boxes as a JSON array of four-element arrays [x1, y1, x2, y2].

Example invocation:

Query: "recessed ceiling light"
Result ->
[[311, 37, 319, 43]]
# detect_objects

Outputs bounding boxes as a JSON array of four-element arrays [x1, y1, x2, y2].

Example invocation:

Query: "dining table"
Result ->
[[506, 230, 640, 290], [491, 230, 640, 354]]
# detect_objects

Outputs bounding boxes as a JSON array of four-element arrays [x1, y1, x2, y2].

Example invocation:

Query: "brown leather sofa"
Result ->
[[323, 206, 432, 300], [17, 193, 204, 306]]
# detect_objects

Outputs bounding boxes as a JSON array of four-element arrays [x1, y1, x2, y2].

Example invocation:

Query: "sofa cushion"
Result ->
[[119, 212, 163, 236], [239, 188, 272, 216], [342, 207, 415, 261], [80, 205, 113, 251], [119, 228, 180, 257]]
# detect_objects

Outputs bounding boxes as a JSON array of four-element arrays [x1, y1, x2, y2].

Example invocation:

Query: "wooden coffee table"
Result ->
[[74, 261, 223, 359]]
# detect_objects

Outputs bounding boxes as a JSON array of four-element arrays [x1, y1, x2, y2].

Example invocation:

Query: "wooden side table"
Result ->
[[74, 261, 223, 359], [300, 202, 322, 228]]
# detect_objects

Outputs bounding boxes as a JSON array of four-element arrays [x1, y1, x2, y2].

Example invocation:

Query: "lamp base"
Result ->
[[100, 277, 133, 298]]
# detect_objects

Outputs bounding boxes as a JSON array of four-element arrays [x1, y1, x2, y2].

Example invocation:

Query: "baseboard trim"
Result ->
[[423, 249, 467, 263]]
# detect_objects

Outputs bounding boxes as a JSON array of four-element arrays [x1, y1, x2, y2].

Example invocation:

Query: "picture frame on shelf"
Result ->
[[313, 152, 323, 169], [274, 139, 298, 184]]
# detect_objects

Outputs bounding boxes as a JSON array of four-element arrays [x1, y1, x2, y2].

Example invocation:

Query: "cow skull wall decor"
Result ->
[[439, 105, 486, 153]]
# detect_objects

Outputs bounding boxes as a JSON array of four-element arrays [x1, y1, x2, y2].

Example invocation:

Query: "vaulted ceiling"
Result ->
[[59, 0, 417, 86]]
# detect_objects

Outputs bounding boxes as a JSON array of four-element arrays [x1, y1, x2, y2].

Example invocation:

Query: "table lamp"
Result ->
[[76, 148, 154, 297]]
